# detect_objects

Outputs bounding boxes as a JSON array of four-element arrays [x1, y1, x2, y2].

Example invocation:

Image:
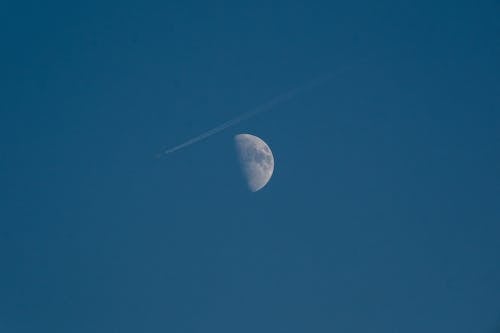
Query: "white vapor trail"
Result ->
[[157, 73, 333, 158]]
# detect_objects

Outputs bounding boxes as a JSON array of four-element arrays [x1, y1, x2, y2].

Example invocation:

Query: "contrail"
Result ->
[[156, 73, 334, 158]]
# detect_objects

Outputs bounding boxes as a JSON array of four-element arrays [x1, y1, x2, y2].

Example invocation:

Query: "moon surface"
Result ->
[[234, 134, 274, 192]]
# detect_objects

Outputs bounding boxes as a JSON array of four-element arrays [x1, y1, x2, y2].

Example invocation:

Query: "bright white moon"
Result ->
[[234, 133, 274, 192]]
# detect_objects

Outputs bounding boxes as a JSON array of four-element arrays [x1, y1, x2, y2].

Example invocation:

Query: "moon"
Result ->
[[234, 133, 275, 192]]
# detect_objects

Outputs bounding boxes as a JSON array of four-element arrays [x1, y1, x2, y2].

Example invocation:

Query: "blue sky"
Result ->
[[1, 0, 499, 332]]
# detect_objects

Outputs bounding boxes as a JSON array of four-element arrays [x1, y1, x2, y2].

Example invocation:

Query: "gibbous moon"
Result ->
[[234, 133, 274, 192]]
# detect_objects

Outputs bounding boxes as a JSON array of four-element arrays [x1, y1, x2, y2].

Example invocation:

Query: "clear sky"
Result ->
[[1, 0, 499, 332]]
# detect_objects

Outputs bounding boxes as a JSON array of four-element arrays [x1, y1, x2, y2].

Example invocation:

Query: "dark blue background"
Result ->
[[1, 0, 499, 332]]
